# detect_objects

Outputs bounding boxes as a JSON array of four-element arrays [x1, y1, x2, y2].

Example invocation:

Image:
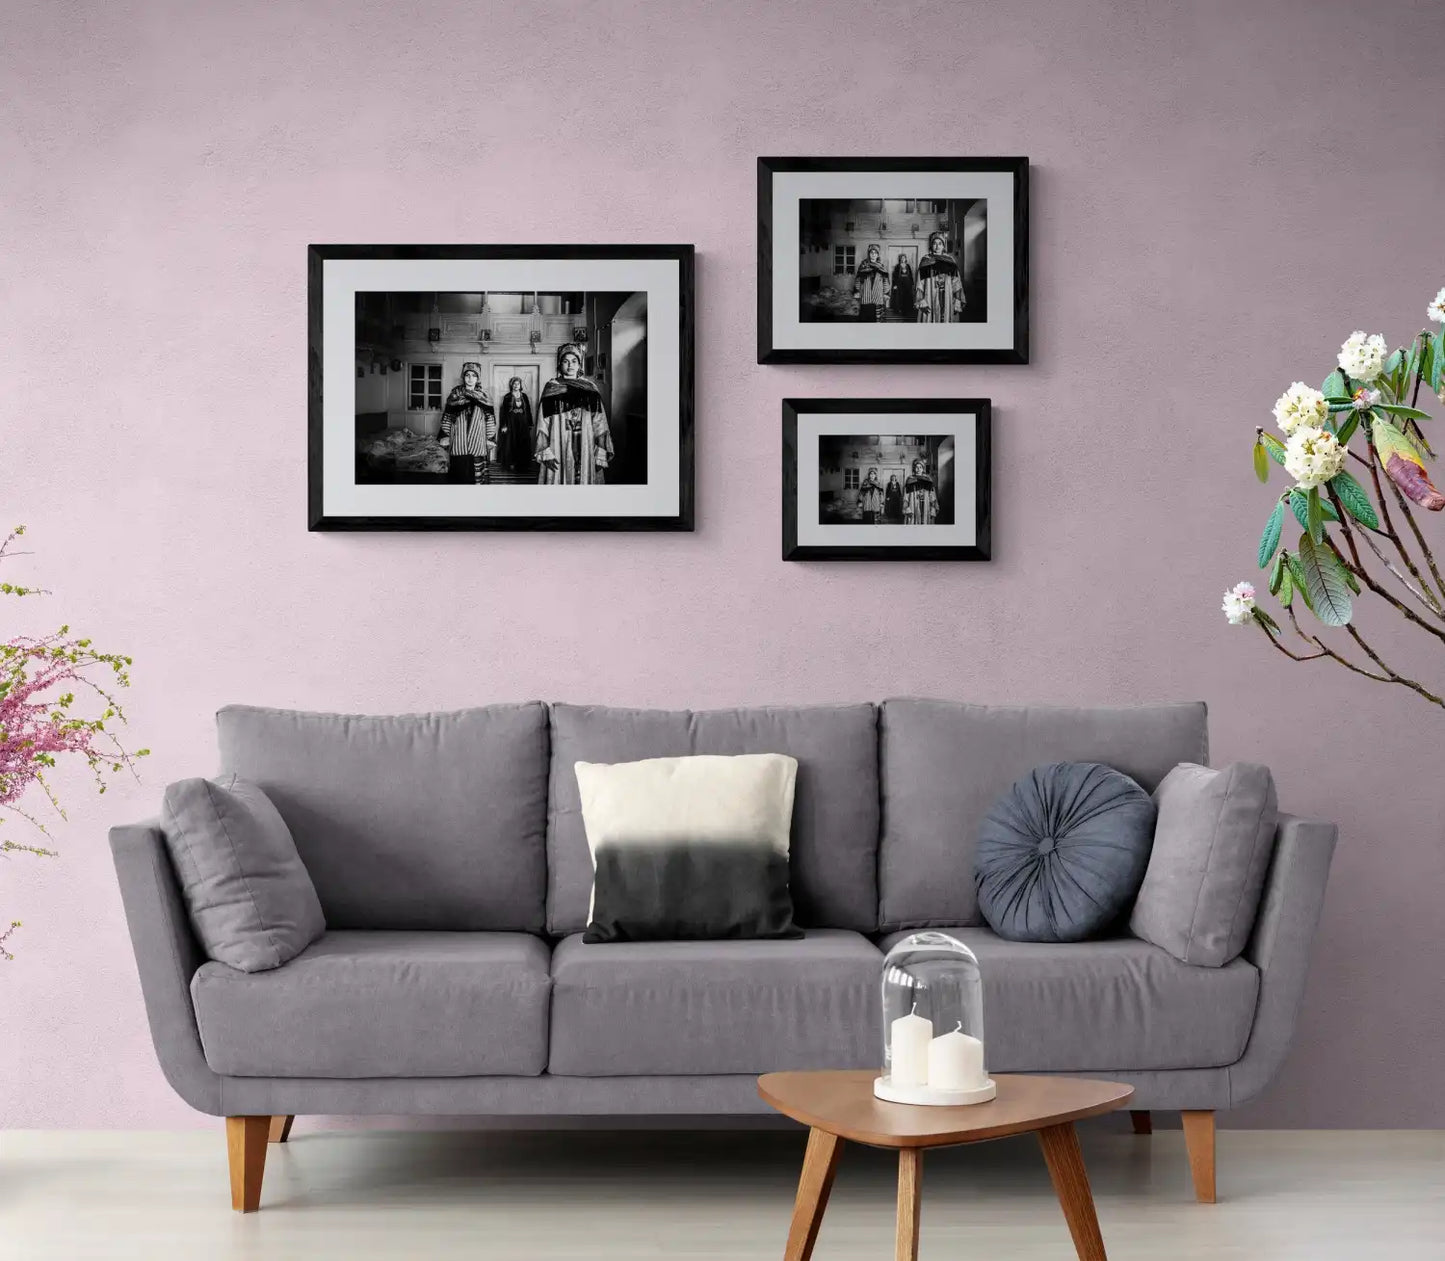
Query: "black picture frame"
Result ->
[[783, 398, 992, 561], [307, 243, 695, 531], [757, 157, 1028, 364]]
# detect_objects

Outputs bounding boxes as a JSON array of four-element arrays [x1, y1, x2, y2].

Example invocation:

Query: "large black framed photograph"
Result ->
[[758, 157, 1028, 364], [783, 398, 991, 561], [308, 244, 694, 530]]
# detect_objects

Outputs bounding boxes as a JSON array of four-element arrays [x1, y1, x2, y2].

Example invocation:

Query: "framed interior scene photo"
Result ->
[[308, 244, 694, 530], [758, 157, 1028, 364], [783, 398, 991, 561]]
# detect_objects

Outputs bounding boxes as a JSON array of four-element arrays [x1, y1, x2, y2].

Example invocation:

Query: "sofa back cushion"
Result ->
[[879, 699, 1208, 930], [548, 703, 879, 934], [216, 704, 549, 931]]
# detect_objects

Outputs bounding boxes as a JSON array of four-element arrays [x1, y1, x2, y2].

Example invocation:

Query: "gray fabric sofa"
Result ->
[[110, 699, 1337, 1211]]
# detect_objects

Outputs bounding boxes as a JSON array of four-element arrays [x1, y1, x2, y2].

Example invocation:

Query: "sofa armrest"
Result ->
[[1228, 812, 1338, 1106], [109, 821, 222, 1115]]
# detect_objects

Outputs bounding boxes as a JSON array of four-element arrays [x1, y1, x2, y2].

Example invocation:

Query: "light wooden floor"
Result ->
[[2, 1125, 1442, 1259]]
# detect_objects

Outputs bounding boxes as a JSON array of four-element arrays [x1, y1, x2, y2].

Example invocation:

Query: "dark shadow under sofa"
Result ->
[[110, 699, 1337, 1211]]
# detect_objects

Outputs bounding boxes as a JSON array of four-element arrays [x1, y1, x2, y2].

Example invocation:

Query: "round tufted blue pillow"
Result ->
[[974, 762, 1157, 943]]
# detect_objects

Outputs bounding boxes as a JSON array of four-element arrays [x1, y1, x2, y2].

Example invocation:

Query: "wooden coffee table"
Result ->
[[758, 1069, 1133, 1261]]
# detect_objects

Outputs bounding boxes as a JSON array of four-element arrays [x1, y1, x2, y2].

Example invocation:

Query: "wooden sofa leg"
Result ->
[[226, 1116, 270, 1212], [1130, 1110, 1152, 1135], [269, 1115, 295, 1144], [1181, 1110, 1216, 1203]]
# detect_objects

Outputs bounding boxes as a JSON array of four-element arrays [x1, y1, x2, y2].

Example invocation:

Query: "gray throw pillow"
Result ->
[[1130, 762, 1278, 967], [974, 762, 1157, 943], [161, 776, 325, 972]]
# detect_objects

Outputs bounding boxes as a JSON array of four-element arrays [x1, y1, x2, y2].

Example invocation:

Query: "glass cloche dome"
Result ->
[[874, 931, 996, 1106]]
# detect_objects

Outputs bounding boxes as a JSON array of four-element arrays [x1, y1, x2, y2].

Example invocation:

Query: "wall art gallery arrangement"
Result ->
[[307, 157, 1027, 548]]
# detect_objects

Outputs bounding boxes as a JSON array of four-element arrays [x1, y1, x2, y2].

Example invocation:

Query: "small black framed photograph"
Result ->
[[758, 157, 1028, 364], [308, 244, 694, 531], [783, 398, 991, 561]]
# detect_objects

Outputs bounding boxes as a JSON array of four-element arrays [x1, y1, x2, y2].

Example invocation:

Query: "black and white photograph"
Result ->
[[797, 200, 985, 326], [758, 157, 1027, 363], [817, 434, 956, 526], [309, 245, 693, 530], [783, 398, 990, 561]]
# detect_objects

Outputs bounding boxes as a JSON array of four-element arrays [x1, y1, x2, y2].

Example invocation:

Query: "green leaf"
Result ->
[[1289, 488, 1337, 533], [1322, 370, 1346, 400], [1258, 500, 1285, 567], [1284, 551, 1313, 613], [1253, 439, 1269, 483], [1327, 401, 1358, 413], [1252, 607, 1281, 634], [1307, 487, 1325, 543], [1341, 561, 1361, 594], [1298, 532, 1353, 626], [1279, 564, 1295, 608], [1267, 550, 1285, 594], [1336, 412, 1360, 446], [1376, 404, 1433, 421], [1328, 471, 1379, 529], [1431, 331, 1444, 392], [1260, 432, 1286, 465]]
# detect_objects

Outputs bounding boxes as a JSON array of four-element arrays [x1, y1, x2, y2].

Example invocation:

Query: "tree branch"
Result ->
[[1327, 484, 1445, 618], [1362, 424, 1444, 609], [1342, 622, 1445, 707], [1382, 451, 1445, 602], [1325, 536, 1445, 644]]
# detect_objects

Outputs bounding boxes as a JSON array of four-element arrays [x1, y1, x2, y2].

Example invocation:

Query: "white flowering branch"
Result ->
[[1226, 288, 1445, 710]]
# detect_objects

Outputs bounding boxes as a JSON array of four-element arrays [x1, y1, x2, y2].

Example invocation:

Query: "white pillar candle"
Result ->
[[889, 1006, 933, 1087], [927, 1024, 986, 1091]]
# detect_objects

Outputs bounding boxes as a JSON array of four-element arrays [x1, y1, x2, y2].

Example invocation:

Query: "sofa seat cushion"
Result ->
[[191, 931, 551, 1078], [548, 929, 881, 1076], [879, 928, 1258, 1072]]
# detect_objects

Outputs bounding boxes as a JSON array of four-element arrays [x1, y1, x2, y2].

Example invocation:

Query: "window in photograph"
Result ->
[[408, 363, 442, 410], [843, 466, 860, 489], [833, 245, 856, 276]]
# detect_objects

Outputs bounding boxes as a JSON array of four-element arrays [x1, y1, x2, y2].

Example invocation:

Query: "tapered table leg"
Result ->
[[1037, 1122, 1107, 1261], [784, 1127, 843, 1261], [268, 1115, 294, 1144], [895, 1147, 922, 1261], [1130, 1110, 1152, 1135]]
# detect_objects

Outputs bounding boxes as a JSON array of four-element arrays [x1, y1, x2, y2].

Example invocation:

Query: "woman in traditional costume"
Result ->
[[438, 362, 495, 484], [884, 473, 904, 523], [890, 255, 915, 320], [903, 458, 938, 524], [852, 244, 890, 322], [857, 467, 885, 523], [535, 343, 613, 485], [915, 232, 965, 323], [496, 376, 534, 474]]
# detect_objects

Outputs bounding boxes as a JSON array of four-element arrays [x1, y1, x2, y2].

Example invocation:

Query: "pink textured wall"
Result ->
[[3, 0, 1444, 1129]]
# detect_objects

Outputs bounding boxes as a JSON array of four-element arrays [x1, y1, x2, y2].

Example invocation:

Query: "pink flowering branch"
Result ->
[[1, 526, 149, 958]]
